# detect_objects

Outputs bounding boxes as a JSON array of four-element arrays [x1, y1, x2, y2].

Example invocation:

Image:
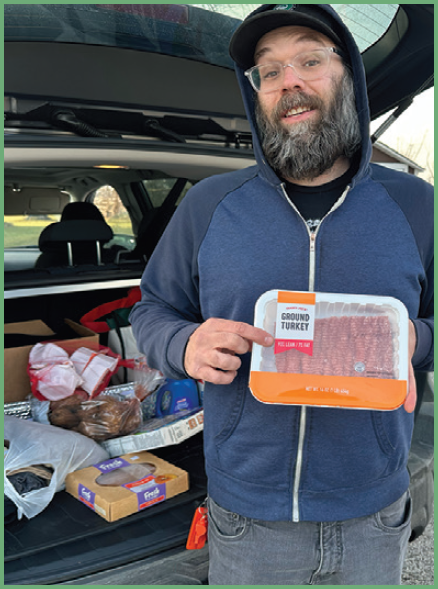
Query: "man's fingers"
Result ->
[[215, 318, 274, 347], [404, 321, 417, 413], [196, 365, 238, 385], [211, 349, 242, 372], [184, 318, 273, 384], [214, 332, 266, 356], [404, 386, 417, 413], [404, 362, 417, 413]]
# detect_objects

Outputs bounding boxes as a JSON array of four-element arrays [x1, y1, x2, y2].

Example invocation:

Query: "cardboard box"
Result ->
[[65, 451, 189, 522], [4, 319, 99, 403], [101, 409, 204, 457]]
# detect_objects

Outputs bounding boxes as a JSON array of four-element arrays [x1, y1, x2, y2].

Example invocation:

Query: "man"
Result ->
[[130, 4, 433, 585]]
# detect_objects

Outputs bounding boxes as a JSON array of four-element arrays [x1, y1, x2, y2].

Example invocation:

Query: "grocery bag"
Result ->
[[80, 287, 142, 382], [4, 416, 109, 519]]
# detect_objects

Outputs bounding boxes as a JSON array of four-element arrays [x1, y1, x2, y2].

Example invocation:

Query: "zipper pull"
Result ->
[[186, 500, 208, 550]]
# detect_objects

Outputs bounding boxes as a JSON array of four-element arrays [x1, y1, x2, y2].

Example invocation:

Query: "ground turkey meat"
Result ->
[[275, 315, 395, 378]]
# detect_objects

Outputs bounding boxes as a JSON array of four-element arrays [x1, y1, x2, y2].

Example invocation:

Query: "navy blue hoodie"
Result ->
[[130, 4, 433, 522]]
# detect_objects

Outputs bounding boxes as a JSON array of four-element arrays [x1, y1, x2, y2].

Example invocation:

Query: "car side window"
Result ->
[[90, 186, 135, 251], [4, 213, 61, 249], [143, 178, 193, 208]]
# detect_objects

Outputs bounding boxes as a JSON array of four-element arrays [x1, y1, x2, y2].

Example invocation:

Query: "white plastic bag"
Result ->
[[108, 325, 141, 383], [29, 342, 70, 366], [4, 415, 109, 519], [34, 362, 84, 400], [70, 347, 119, 395], [28, 342, 84, 400]]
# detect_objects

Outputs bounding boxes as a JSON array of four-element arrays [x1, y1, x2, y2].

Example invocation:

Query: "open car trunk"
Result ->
[[4, 286, 208, 585], [5, 435, 208, 585]]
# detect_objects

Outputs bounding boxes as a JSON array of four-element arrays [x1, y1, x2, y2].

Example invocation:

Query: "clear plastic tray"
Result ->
[[250, 290, 409, 410]]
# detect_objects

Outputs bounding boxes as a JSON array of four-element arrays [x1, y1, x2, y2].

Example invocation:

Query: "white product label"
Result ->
[[274, 292, 316, 356]]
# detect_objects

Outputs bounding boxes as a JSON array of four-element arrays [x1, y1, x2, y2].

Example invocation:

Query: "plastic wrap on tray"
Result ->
[[250, 290, 409, 411]]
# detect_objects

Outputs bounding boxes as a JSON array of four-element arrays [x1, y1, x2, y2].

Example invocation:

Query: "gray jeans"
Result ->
[[207, 491, 411, 585]]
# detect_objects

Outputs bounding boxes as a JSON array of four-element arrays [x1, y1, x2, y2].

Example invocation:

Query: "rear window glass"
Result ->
[[195, 4, 399, 52], [4, 3, 239, 68], [4, 4, 399, 64], [330, 4, 399, 52]]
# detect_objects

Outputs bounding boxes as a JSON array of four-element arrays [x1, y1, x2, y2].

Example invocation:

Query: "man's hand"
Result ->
[[404, 320, 417, 413], [184, 318, 274, 385]]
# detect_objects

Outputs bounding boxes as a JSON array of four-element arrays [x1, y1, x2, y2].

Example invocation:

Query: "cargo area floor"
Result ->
[[4, 435, 207, 585]]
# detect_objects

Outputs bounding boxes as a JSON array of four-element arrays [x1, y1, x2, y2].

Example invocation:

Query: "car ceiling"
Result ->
[[4, 147, 257, 193]]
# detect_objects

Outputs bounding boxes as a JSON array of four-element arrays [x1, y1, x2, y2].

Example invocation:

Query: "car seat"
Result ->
[[35, 202, 114, 268]]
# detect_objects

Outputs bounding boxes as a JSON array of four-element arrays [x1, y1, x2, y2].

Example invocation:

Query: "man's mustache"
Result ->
[[271, 92, 325, 123]]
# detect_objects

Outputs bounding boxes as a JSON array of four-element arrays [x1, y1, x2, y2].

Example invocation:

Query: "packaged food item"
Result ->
[[250, 290, 409, 411], [70, 347, 118, 396], [28, 344, 121, 401], [4, 318, 98, 404], [100, 408, 204, 457], [4, 401, 33, 420], [30, 366, 166, 442], [65, 450, 189, 522], [28, 343, 84, 400], [154, 378, 201, 417], [47, 393, 142, 441]]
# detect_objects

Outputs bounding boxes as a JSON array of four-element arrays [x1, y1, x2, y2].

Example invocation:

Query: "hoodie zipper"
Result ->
[[280, 184, 350, 522], [292, 228, 319, 520]]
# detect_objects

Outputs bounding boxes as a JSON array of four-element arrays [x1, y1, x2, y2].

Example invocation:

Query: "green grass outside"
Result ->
[[4, 226, 42, 248], [108, 221, 134, 234], [4, 219, 133, 248]]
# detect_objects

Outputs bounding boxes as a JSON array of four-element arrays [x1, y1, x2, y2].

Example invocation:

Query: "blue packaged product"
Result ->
[[155, 379, 200, 417]]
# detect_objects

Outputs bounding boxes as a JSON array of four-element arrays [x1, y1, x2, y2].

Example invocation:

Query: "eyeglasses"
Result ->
[[244, 47, 344, 93]]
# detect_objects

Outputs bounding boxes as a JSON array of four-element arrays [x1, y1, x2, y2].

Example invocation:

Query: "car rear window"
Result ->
[[4, 3, 399, 64], [3, 3, 239, 68]]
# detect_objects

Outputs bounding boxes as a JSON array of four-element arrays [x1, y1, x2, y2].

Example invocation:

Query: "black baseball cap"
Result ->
[[229, 4, 346, 70]]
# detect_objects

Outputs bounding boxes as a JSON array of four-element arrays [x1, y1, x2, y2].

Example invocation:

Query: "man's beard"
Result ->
[[255, 72, 361, 181]]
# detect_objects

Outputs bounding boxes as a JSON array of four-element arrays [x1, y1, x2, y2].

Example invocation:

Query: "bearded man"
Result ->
[[254, 42, 361, 182], [131, 4, 434, 585]]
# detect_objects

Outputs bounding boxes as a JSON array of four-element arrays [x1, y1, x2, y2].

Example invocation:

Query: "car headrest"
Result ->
[[61, 202, 106, 222], [39, 220, 113, 252]]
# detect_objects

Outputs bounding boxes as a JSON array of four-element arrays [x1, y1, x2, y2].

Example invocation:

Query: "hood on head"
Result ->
[[229, 4, 371, 185]]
